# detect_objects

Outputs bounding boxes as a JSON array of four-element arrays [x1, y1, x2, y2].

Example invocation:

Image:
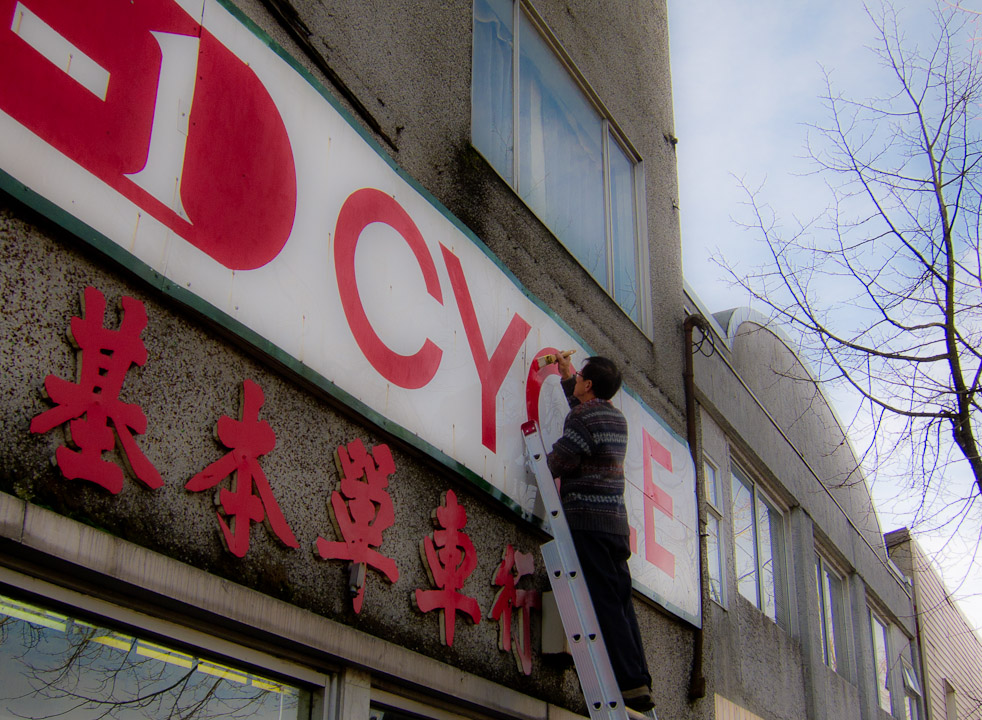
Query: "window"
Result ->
[[731, 467, 788, 625], [704, 460, 725, 605], [906, 695, 920, 720], [870, 610, 893, 714], [901, 658, 921, 720], [370, 689, 472, 720], [0, 591, 312, 720], [816, 554, 846, 674], [472, 0, 649, 330], [943, 678, 957, 720]]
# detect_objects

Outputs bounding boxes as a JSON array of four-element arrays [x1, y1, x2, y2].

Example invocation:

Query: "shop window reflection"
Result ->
[[0, 593, 310, 720]]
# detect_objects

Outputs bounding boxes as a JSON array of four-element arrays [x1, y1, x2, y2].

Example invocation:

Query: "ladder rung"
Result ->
[[523, 421, 632, 720]]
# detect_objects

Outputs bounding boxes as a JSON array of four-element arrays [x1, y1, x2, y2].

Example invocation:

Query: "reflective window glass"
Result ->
[[707, 514, 723, 605], [903, 659, 922, 720], [822, 568, 839, 670], [472, 0, 514, 183], [608, 139, 639, 324], [870, 610, 893, 713], [471, 0, 647, 329], [816, 555, 846, 674], [757, 494, 776, 619], [704, 461, 719, 508], [907, 695, 919, 720], [731, 472, 757, 607], [0, 593, 311, 720], [518, 17, 605, 284], [731, 468, 787, 625], [704, 460, 725, 606]]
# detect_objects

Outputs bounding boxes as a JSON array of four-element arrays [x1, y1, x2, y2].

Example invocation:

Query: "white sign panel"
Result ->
[[0, 0, 699, 624]]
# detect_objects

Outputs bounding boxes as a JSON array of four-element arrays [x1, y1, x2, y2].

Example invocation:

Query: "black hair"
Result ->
[[581, 356, 622, 400]]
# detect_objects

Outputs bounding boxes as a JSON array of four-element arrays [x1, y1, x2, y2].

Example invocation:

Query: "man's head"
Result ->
[[577, 356, 622, 400]]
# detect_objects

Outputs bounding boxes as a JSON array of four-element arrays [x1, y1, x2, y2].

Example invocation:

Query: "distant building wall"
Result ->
[[887, 529, 982, 720], [690, 304, 919, 720], [0, 1, 701, 718]]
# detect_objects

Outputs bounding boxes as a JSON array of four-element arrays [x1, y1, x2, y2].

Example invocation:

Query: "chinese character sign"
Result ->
[[2, 0, 698, 623], [185, 379, 298, 557], [316, 439, 399, 613], [415, 490, 481, 646], [490, 544, 540, 675], [30, 286, 162, 494]]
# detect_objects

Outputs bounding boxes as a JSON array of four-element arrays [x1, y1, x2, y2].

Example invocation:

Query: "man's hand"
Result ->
[[557, 351, 574, 381]]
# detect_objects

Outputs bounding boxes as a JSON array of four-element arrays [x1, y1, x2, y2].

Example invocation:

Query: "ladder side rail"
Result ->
[[542, 541, 625, 720], [522, 421, 628, 720]]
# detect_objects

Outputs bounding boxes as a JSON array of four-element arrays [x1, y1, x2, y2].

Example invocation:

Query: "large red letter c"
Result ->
[[334, 188, 443, 389]]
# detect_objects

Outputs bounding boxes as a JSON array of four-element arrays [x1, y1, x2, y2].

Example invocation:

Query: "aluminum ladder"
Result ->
[[522, 420, 653, 720]]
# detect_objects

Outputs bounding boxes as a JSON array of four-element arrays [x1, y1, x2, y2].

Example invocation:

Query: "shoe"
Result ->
[[622, 685, 654, 712]]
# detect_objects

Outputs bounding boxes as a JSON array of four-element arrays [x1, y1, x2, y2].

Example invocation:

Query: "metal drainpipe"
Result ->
[[684, 313, 709, 701]]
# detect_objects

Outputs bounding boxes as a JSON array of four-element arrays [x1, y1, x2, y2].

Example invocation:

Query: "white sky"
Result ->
[[668, 0, 982, 637]]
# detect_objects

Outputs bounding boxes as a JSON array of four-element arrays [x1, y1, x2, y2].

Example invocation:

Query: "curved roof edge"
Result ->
[[684, 285, 888, 556], [683, 284, 859, 469], [711, 305, 860, 467]]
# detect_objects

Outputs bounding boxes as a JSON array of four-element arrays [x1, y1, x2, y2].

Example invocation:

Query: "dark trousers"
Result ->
[[572, 529, 652, 691]]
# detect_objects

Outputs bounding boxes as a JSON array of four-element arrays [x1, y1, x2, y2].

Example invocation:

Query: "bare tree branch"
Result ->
[[717, 0, 982, 507]]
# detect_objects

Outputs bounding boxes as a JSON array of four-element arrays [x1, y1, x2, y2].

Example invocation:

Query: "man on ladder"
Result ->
[[546, 353, 654, 714]]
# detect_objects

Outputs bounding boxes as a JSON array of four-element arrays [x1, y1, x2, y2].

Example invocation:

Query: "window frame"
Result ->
[[901, 657, 922, 720], [869, 608, 893, 715], [471, 0, 651, 333], [815, 552, 847, 676], [943, 678, 957, 720], [371, 689, 476, 720], [730, 465, 789, 627], [0, 566, 333, 706], [704, 458, 726, 608]]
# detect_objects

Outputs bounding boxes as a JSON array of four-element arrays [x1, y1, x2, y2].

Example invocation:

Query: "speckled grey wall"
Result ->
[[229, 0, 688, 429], [0, 199, 574, 702], [0, 0, 705, 716], [693, 321, 912, 623]]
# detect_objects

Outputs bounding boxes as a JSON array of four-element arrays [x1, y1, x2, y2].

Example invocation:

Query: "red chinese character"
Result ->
[[490, 544, 541, 675], [316, 439, 399, 613], [414, 490, 481, 646], [185, 379, 298, 558], [29, 286, 161, 494]]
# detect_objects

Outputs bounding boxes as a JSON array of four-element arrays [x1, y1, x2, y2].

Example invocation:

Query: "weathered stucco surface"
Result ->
[[0, 0, 699, 714]]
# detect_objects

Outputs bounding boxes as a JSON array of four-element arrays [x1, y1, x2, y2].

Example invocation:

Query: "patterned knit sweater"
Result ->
[[546, 377, 629, 535]]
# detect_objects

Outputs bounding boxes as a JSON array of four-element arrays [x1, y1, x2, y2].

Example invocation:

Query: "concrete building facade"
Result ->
[[0, 1, 944, 719], [689, 305, 924, 720]]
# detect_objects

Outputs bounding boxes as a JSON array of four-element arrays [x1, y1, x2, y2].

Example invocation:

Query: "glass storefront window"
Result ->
[[0, 593, 311, 720]]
